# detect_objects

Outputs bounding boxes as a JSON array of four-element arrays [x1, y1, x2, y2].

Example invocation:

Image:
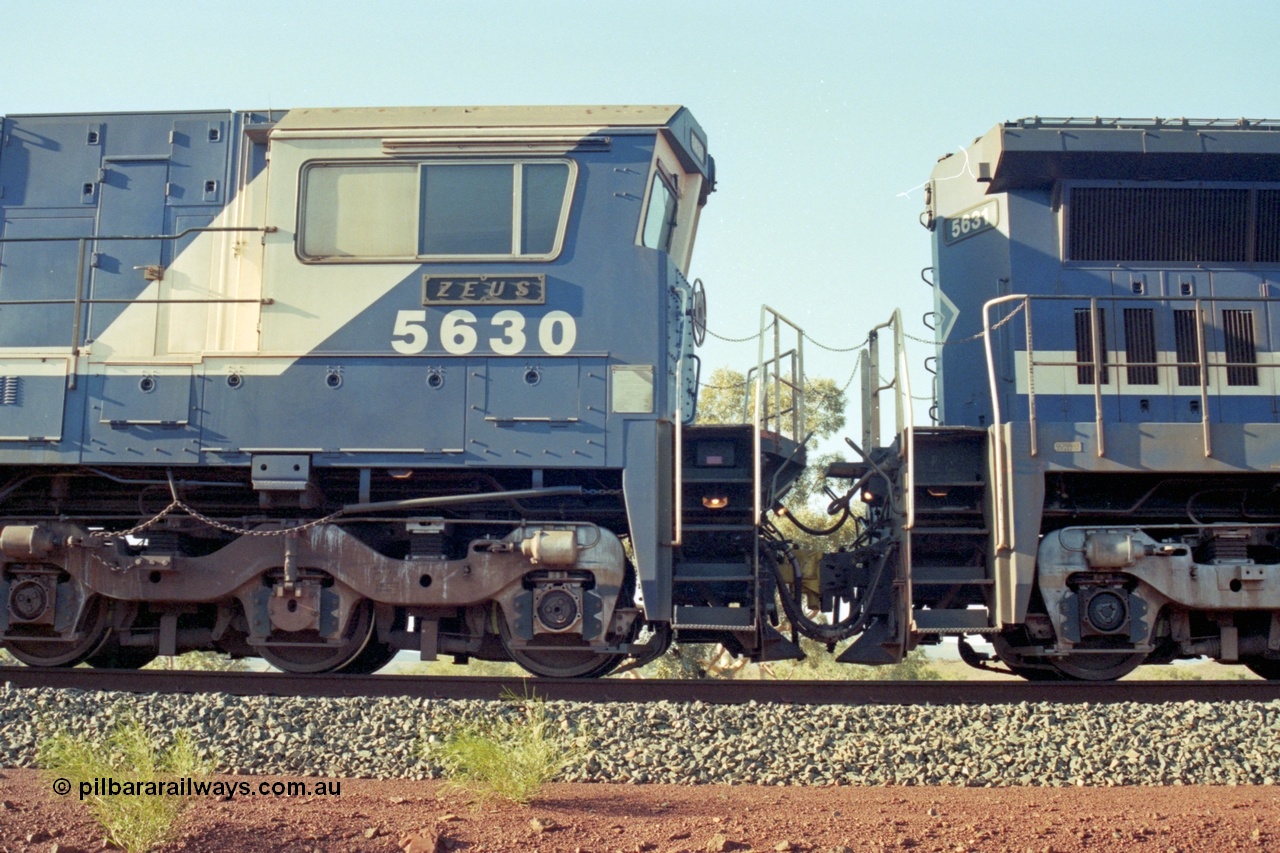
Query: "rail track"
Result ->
[[3, 666, 1278, 705]]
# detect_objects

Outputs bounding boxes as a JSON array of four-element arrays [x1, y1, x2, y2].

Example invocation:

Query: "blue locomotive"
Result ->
[[4, 107, 1280, 682], [0, 106, 817, 675], [834, 117, 1280, 680]]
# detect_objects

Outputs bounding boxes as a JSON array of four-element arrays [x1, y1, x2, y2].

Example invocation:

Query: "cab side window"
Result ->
[[300, 160, 573, 261], [642, 168, 678, 254]]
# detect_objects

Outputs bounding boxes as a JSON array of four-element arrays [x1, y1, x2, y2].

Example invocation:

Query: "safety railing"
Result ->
[[746, 305, 805, 444], [748, 306, 804, 537], [0, 228, 275, 387], [982, 293, 1280, 462], [981, 292, 1280, 551], [858, 309, 914, 528]]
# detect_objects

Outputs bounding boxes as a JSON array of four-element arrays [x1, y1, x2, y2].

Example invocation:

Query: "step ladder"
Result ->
[[905, 427, 996, 634], [667, 306, 808, 660]]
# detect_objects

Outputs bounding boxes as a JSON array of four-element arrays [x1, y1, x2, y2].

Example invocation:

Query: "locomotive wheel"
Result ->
[[1244, 658, 1280, 680], [497, 610, 622, 678], [1048, 637, 1145, 681], [4, 595, 113, 668], [336, 640, 398, 674], [991, 633, 1066, 681], [84, 603, 158, 669], [336, 610, 406, 675], [257, 599, 376, 674], [1004, 661, 1068, 681]]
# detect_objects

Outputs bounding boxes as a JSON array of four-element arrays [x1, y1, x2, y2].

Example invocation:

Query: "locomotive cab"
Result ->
[[0, 105, 737, 676]]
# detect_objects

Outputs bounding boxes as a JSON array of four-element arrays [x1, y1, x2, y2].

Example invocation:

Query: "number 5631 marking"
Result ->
[[391, 309, 577, 356]]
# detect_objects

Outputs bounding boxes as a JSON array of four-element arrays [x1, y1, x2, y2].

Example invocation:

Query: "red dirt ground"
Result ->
[[2, 768, 1277, 852]]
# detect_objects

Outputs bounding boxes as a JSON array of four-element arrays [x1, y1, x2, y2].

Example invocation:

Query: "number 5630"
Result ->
[[390, 309, 577, 356]]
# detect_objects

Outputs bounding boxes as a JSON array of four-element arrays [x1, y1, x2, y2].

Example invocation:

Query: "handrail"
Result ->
[[0, 226, 274, 389], [896, 316, 915, 530], [0, 226, 274, 244], [673, 285, 690, 548], [750, 305, 805, 443], [1024, 295, 1037, 457], [981, 294, 1029, 553], [1195, 298, 1211, 458], [1090, 297, 1106, 457], [860, 310, 911, 451], [856, 310, 914, 527], [982, 292, 1280, 467]]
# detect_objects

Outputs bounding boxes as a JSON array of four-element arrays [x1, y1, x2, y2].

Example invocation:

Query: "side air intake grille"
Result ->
[[1074, 308, 1109, 385], [1173, 309, 1202, 387], [1222, 309, 1258, 387], [1123, 308, 1158, 385], [1068, 188, 1251, 263]]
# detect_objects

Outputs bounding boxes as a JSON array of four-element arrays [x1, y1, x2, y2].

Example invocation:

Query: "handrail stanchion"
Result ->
[[981, 294, 1024, 553], [894, 311, 915, 530], [1090, 297, 1105, 458], [1196, 298, 1212, 458], [1024, 297, 1037, 457], [68, 238, 87, 391]]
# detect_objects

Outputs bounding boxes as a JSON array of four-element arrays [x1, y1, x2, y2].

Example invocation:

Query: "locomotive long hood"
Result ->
[[944, 117, 1280, 193]]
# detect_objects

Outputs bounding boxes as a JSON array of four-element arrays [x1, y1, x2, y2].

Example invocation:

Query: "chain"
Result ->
[[699, 378, 749, 390], [85, 483, 344, 576], [85, 481, 626, 572], [706, 325, 870, 354], [88, 499, 183, 541], [838, 351, 864, 394], [89, 496, 340, 542], [706, 327, 764, 343], [175, 500, 343, 537], [806, 333, 870, 353]]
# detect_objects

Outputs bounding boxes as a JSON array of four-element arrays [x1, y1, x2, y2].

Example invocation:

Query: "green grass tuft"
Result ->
[[429, 695, 581, 805], [39, 716, 210, 852]]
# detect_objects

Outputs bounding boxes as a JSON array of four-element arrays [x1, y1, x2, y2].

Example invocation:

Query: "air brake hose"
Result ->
[[774, 503, 852, 537], [765, 535, 896, 643]]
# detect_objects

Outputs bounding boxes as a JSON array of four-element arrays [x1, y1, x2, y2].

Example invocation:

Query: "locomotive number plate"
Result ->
[[942, 200, 999, 245], [422, 274, 545, 305]]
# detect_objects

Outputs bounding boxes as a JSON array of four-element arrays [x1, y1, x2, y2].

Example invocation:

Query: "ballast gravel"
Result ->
[[2, 683, 1279, 787]]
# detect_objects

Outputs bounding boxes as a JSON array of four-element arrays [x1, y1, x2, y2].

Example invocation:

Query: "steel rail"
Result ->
[[2, 667, 1277, 706]]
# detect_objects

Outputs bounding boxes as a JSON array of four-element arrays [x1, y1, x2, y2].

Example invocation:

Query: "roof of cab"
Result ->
[[273, 105, 685, 131]]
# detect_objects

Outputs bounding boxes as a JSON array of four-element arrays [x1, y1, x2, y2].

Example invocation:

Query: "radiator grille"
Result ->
[[1173, 309, 1202, 387], [1258, 190, 1280, 263], [1069, 188, 1251, 263], [1074, 308, 1109, 385], [1123, 308, 1158, 385], [1222, 309, 1259, 386]]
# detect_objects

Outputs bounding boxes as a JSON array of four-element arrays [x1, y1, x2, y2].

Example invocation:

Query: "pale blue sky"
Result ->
[[5, 0, 1279, 426]]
